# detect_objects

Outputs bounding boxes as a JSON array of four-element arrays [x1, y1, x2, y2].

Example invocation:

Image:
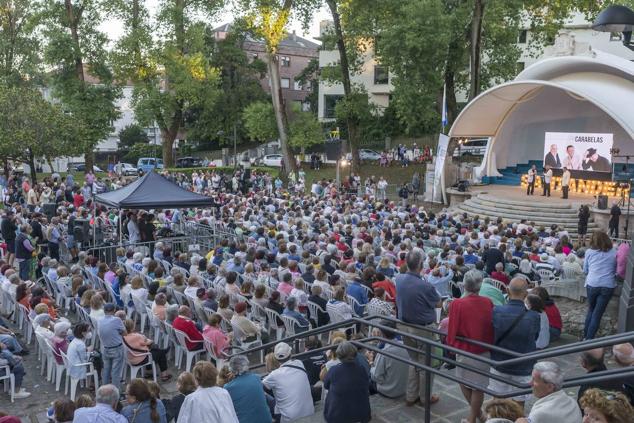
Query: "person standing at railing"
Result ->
[[447, 270, 494, 423], [395, 249, 441, 407]]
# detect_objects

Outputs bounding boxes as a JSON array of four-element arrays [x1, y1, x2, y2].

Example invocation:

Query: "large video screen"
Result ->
[[543, 132, 613, 178]]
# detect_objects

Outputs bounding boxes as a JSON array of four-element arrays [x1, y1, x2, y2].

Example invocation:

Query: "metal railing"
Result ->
[[230, 314, 634, 423]]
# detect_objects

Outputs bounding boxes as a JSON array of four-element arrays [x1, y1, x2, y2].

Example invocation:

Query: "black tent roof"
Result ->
[[94, 171, 214, 209]]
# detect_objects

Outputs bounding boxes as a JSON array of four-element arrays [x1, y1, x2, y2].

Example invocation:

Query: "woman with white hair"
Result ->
[[189, 255, 201, 276], [562, 253, 584, 279], [223, 355, 272, 423], [517, 259, 539, 282], [132, 252, 144, 272]]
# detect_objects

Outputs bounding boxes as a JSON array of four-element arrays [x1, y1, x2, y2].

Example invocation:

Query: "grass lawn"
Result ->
[[301, 162, 427, 188]]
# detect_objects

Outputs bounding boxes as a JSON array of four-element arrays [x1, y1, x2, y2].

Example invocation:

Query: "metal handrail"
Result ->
[[230, 314, 634, 423]]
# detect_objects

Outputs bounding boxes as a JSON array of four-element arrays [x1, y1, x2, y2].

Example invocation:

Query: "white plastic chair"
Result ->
[[61, 351, 99, 401], [172, 328, 206, 372], [123, 345, 157, 382], [131, 296, 149, 333], [0, 363, 15, 402], [307, 301, 328, 327], [230, 322, 264, 363], [537, 268, 556, 282], [44, 339, 67, 392], [485, 278, 507, 292], [248, 301, 267, 324], [345, 295, 366, 317], [264, 308, 285, 340], [16, 304, 33, 345], [204, 338, 228, 369]]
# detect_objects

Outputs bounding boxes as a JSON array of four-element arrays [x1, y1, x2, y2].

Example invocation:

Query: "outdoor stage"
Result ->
[[446, 184, 633, 238]]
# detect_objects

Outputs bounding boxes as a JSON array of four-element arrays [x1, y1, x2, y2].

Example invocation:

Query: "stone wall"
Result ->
[[556, 293, 619, 339]]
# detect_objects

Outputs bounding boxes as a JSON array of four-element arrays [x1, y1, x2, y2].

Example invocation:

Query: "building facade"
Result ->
[[214, 23, 319, 112], [317, 14, 634, 121]]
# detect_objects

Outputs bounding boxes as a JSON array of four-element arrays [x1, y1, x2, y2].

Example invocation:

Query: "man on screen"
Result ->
[[562, 145, 581, 170], [544, 144, 561, 168], [582, 148, 611, 172]]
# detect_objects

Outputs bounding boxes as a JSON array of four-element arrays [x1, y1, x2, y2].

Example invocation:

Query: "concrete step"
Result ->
[[460, 202, 583, 224], [476, 194, 575, 210]]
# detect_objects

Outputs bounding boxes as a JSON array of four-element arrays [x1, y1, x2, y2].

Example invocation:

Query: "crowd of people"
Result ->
[[0, 167, 633, 423]]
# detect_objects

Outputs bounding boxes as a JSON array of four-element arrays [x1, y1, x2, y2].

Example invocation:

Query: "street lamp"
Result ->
[[336, 158, 348, 187], [592, 5, 634, 51]]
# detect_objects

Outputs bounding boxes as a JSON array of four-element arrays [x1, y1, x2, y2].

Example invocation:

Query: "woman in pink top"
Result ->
[[123, 319, 171, 381], [203, 313, 231, 358]]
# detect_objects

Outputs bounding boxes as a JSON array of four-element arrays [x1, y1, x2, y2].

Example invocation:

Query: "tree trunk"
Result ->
[[3, 159, 9, 179], [267, 53, 296, 174], [28, 149, 37, 183], [161, 129, 176, 168], [468, 0, 485, 101], [326, 0, 361, 173]]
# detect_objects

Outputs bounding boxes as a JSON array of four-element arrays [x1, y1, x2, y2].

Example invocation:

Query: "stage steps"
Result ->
[[452, 194, 598, 237]]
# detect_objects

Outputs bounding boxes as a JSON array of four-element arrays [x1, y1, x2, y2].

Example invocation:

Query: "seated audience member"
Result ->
[[562, 253, 584, 279], [372, 272, 396, 301], [579, 388, 634, 423], [172, 306, 204, 351], [231, 301, 269, 343], [482, 399, 524, 423], [301, 337, 327, 389], [72, 384, 127, 423], [224, 355, 272, 423], [479, 278, 506, 306], [307, 285, 330, 327], [368, 321, 409, 398], [177, 361, 239, 422], [164, 372, 196, 423], [282, 296, 310, 333], [490, 262, 510, 286], [577, 348, 633, 404], [52, 398, 75, 423], [121, 379, 168, 423], [122, 319, 171, 382], [0, 341, 29, 399], [262, 342, 314, 422], [367, 287, 393, 316], [516, 361, 581, 423], [532, 286, 562, 341], [524, 294, 550, 350], [202, 313, 231, 359], [152, 293, 168, 321], [202, 288, 218, 311]]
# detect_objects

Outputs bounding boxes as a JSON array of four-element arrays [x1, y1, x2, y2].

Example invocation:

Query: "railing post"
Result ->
[[424, 343, 432, 423]]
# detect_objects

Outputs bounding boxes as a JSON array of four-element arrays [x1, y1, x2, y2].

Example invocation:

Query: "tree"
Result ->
[[111, 0, 224, 167], [0, 0, 43, 85], [0, 85, 84, 181], [288, 106, 322, 149], [118, 124, 150, 151], [43, 0, 120, 172], [243, 101, 278, 142], [295, 57, 319, 113], [238, 0, 320, 173], [186, 21, 269, 147]]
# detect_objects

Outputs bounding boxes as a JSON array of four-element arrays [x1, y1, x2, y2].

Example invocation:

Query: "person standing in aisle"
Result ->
[[542, 165, 552, 197], [561, 167, 571, 199], [527, 165, 537, 195]]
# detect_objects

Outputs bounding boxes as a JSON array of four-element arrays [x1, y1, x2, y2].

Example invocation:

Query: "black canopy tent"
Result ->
[[93, 171, 214, 244]]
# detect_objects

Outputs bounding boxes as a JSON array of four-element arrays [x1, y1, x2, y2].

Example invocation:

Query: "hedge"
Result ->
[[163, 166, 280, 178]]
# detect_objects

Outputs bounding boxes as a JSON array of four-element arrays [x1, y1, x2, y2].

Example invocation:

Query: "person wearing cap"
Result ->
[[262, 342, 314, 422], [534, 253, 557, 275], [98, 302, 126, 391]]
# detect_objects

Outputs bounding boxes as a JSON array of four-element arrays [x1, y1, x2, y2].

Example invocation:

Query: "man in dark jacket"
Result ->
[[482, 245, 504, 274], [308, 285, 329, 327], [1, 210, 17, 266], [609, 202, 621, 238], [489, 278, 540, 407], [577, 348, 633, 405]]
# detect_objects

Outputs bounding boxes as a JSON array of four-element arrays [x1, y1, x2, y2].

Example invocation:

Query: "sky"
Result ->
[[99, 1, 331, 45]]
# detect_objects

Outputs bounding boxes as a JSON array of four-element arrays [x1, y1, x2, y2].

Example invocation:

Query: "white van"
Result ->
[[453, 138, 489, 157]]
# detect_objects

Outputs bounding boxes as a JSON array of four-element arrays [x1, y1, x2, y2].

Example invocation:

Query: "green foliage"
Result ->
[[295, 57, 319, 113], [164, 166, 280, 178], [0, 0, 43, 85], [119, 124, 150, 150], [43, 0, 120, 159], [122, 143, 157, 163], [243, 101, 278, 142], [0, 85, 85, 163], [288, 108, 323, 149]]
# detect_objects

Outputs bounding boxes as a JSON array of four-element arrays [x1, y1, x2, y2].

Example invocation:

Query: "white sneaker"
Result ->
[[14, 389, 31, 399]]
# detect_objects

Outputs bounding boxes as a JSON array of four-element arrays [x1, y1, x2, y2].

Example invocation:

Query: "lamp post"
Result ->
[[336, 158, 348, 187], [592, 5, 634, 51]]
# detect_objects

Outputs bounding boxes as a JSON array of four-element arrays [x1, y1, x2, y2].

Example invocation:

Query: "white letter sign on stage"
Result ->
[[433, 133, 450, 203]]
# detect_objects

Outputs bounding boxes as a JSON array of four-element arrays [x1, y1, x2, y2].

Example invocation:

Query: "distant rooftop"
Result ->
[[213, 23, 320, 50]]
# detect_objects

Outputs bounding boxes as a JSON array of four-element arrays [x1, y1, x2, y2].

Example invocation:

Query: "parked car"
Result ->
[[175, 157, 203, 168], [346, 149, 382, 162], [260, 154, 283, 167], [67, 163, 104, 173], [453, 138, 489, 157], [113, 162, 138, 176], [137, 157, 163, 173]]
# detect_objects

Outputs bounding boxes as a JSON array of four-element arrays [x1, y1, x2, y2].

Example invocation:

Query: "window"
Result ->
[[518, 29, 528, 44], [281, 78, 290, 89], [294, 80, 302, 91], [281, 56, 291, 67], [610, 32, 623, 42], [302, 102, 311, 112], [374, 65, 389, 85], [324, 95, 343, 119]]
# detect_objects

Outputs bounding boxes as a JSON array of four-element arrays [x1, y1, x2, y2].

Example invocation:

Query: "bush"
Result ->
[[164, 166, 280, 178]]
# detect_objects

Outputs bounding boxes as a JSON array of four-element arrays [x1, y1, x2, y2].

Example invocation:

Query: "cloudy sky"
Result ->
[[99, 1, 330, 44]]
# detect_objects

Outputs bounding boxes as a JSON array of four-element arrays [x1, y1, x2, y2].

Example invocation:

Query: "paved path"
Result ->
[[2, 328, 597, 423]]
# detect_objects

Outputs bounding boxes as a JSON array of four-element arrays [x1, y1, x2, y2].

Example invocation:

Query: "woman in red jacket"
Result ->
[[532, 287, 562, 341]]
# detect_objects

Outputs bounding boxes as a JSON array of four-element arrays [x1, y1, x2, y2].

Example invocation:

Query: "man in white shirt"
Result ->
[[542, 165, 553, 197], [262, 342, 314, 423], [127, 213, 140, 243], [527, 164, 537, 195], [561, 167, 571, 199], [516, 361, 581, 423]]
